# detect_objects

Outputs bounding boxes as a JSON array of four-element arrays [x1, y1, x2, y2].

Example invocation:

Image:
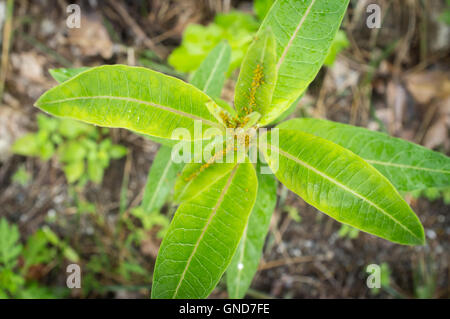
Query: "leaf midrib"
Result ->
[[202, 44, 227, 94], [364, 159, 450, 175], [37, 96, 223, 129], [233, 223, 248, 298], [275, 0, 317, 72], [267, 143, 422, 242], [172, 164, 239, 298]]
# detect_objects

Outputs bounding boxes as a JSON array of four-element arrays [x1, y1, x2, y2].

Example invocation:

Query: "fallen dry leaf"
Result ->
[[0, 106, 30, 162], [10, 52, 46, 83], [404, 70, 450, 105], [68, 13, 113, 59], [328, 59, 360, 92], [140, 230, 161, 259], [423, 116, 448, 149], [386, 81, 407, 134]]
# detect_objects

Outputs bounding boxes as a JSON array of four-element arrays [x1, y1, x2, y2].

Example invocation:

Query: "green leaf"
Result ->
[[0, 269, 25, 295], [22, 230, 56, 271], [254, 0, 275, 20], [12, 134, 40, 157], [63, 160, 85, 183], [36, 114, 59, 132], [262, 129, 425, 245], [190, 41, 231, 98], [272, 93, 303, 124], [108, 144, 128, 159], [12, 165, 31, 186], [35, 65, 224, 141], [258, 0, 349, 125], [215, 11, 260, 31], [0, 219, 22, 269], [278, 118, 450, 191], [49, 67, 91, 83], [57, 118, 94, 139], [15, 283, 58, 299], [131, 207, 170, 236], [38, 140, 55, 161], [87, 156, 104, 184], [323, 30, 349, 66], [58, 141, 87, 163], [213, 97, 237, 117], [168, 12, 258, 75], [174, 161, 236, 204], [141, 146, 184, 214], [173, 140, 243, 203], [168, 24, 224, 73], [138, 133, 179, 147], [152, 162, 258, 298], [235, 28, 277, 119], [227, 170, 277, 298]]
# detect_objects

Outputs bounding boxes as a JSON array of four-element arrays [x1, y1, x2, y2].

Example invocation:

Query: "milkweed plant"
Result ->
[[34, 0, 450, 299]]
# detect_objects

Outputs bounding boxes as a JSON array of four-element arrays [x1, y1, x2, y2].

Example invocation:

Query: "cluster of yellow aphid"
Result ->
[[184, 64, 264, 182], [184, 142, 234, 182], [243, 63, 264, 116], [184, 131, 254, 182], [219, 111, 237, 128]]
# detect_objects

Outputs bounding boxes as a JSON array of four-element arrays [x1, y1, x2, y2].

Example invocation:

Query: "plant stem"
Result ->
[[0, 0, 14, 103]]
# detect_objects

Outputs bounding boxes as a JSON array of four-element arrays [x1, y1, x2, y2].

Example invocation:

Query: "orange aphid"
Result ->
[[185, 143, 235, 182]]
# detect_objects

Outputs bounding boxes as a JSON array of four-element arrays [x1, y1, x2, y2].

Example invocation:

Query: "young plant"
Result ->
[[12, 112, 127, 185], [0, 218, 74, 298], [169, 0, 347, 75], [34, 0, 450, 299]]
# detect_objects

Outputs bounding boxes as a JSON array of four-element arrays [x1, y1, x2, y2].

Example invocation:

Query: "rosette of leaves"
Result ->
[[34, 0, 449, 299]]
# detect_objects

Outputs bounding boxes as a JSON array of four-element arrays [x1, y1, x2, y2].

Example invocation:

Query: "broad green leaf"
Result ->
[[278, 118, 450, 191], [49, 67, 90, 83], [152, 162, 258, 298], [173, 140, 244, 203], [254, 0, 275, 20], [235, 28, 277, 119], [262, 129, 425, 245], [141, 146, 184, 214], [258, 0, 349, 125], [0, 218, 22, 269], [50, 66, 180, 146], [190, 41, 231, 98], [174, 161, 236, 203], [227, 169, 277, 298], [35, 65, 224, 141], [272, 93, 303, 124]]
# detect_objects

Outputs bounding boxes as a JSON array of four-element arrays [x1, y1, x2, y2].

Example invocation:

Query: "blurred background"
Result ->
[[0, 0, 448, 298]]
